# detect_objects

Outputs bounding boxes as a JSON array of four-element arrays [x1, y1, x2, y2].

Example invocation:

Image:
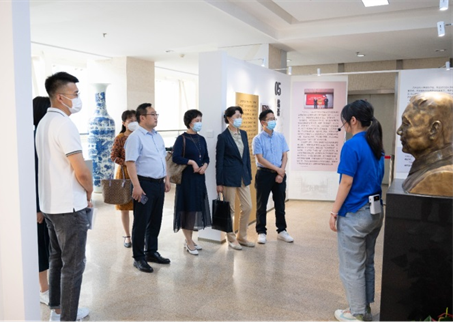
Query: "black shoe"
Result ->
[[146, 252, 171, 264], [133, 259, 153, 273]]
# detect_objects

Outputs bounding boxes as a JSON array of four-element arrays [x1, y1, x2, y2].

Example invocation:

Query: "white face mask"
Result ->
[[127, 121, 139, 132], [61, 96, 83, 114]]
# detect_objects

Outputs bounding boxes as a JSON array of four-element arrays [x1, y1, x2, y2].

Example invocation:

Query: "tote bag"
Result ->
[[101, 166, 132, 205], [211, 193, 233, 233], [166, 135, 186, 184]]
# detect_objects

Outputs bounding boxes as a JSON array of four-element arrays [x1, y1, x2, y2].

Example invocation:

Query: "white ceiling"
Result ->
[[30, 0, 453, 75]]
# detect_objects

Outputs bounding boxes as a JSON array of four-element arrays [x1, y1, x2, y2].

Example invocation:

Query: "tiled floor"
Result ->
[[40, 186, 385, 321]]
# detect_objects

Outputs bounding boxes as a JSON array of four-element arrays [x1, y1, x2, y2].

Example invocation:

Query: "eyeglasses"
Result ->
[[265, 118, 277, 121], [59, 92, 80, 98], [143, 113, 159, 118]]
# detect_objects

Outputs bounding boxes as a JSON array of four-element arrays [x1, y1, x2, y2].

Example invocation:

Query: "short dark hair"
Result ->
[[136, 103, 152, 124], [120, 110, 137, 133], [184, 109, 202, 128], [33, 96, 50, 126], [224, 106, 243, 124], [45, 72, 79, 98], [259, 109, 274, 122]]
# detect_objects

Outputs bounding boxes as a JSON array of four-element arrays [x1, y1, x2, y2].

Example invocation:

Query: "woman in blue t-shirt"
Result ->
[[329, 100, 385, 322]]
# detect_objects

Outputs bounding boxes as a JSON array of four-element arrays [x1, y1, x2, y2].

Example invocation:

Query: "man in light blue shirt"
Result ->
[[252, 109, 293, 244], [125, 103, 171, 273]]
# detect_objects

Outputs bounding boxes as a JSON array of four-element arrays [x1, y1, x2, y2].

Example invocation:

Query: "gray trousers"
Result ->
[[43, 208, 89, 321]]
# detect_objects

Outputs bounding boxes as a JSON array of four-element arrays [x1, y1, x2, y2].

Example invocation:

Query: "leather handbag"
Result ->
[[166, 135, 187, 184], [101, 166, 132, 205], [211, 193, 233, 233]]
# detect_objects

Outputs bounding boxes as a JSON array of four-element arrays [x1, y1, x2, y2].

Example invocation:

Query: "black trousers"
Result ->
[[255, 169, 287, 234], [132, 179, 165, 260]]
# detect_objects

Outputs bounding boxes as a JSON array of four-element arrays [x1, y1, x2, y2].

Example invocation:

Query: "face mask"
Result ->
[[61, 96, 83, 114], [267, 120, 277, 131], [192, 122, 202, 132], [127, 121, 139, 131], [233, 118, 242, 128]]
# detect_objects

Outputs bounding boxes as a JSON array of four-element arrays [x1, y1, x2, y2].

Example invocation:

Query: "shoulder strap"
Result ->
[[182, 135, 186, 158]]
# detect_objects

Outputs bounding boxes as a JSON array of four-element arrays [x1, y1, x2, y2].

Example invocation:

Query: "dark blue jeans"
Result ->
[[132, 179, 165, 260], [43, 208, 89, 321], [255, 169, 287, 234]]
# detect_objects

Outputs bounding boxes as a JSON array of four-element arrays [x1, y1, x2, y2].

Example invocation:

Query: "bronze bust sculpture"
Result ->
[[397, 92, 453, 197]]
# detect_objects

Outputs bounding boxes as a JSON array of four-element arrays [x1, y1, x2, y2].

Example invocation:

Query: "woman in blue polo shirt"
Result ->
[[329, 100, 385, 322]]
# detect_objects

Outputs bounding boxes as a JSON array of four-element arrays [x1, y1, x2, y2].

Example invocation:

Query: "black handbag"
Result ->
[[211, 193, 233, 233]]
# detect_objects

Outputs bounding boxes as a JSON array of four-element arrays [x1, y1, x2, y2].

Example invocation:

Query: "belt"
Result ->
[[257, 167, 277, 174], [137, 175, 164, 183]]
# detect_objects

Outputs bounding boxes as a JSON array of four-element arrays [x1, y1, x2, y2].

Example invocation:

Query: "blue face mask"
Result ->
[[267, 120, 277, 130], [233, 118, 242, 128], [192, 122, 202, 132]]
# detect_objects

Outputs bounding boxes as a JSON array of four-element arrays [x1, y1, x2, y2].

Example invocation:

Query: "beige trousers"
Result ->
[[223, 182, 252, 242]]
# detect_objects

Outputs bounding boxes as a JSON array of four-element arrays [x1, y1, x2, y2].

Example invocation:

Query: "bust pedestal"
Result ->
[[380, 179, 452, 321]]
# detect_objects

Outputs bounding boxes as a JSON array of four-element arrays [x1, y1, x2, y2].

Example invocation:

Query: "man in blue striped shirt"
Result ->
[[126, 103, 171, 273], [252, 109, 293, 244]]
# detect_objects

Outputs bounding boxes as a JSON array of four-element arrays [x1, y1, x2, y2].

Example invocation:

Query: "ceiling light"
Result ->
[[362, 0, 389, 7], [447, 61, 451, 71], [438, 21, 446, 37], [287, 59, 291, 63], [317, 68, 321, 76], [357, 52, 365, 57], [440, 0, 449, 11], [287, 66, 292, 75], [436, 49, 446, 52]]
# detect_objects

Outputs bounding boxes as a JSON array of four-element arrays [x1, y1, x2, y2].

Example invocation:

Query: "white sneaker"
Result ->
[[49, 307, 90, 321], [257, 233, 266, 244], [277, 230, 294, 243], [334, 309, 364, 321], [39, 290, 49, 305]]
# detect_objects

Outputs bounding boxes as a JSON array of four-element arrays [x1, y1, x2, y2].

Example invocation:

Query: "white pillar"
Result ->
[[0, 0, 40, 320], [198, 51, 228, 242]]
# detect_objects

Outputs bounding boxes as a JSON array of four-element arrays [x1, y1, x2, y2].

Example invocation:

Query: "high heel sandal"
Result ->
[[184, 242, 199, 255], [123, 236, 132, 248], [185, 239, 202, 250]]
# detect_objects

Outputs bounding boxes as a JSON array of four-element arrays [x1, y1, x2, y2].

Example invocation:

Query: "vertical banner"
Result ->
[[288, 76, 348, 200], [236, 92, 259, 224], [395, 69, 453, 179]]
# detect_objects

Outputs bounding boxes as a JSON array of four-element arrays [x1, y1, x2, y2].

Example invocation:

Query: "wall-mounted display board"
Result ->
[[394, 69, 453, 180], [288, 76, 348, 201]]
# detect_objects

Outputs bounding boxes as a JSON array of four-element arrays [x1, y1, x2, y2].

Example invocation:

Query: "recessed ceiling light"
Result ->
[[362, 0, 389, 7], [356, 52, 365, 57], [436, 49, 447, 52], [165, 50, 174, 53], [287, 59, 291, 62], [440, 0, 449, 11]]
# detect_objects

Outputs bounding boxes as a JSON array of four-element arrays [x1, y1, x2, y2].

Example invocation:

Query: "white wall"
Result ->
[[198, 51, 290, 241]]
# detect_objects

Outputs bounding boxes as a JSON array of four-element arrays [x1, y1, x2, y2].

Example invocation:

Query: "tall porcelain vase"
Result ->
[[88, 83, 116, 193]]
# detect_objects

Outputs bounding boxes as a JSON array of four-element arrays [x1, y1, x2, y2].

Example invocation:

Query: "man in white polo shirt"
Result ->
[[36, 72, 92, 321]]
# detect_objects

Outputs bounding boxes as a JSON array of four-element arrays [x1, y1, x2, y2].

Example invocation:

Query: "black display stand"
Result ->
[[380, 179, 452, 321]]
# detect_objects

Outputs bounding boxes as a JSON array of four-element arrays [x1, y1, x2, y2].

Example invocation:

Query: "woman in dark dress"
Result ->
[[172, 109, 211, 255], [33, 96, 51, 305]]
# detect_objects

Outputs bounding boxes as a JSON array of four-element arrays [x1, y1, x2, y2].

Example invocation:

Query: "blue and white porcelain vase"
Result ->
[[88, 83, 116, 193]]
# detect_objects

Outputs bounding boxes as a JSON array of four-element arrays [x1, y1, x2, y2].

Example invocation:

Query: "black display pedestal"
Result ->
[[380, 179, 452, 321]]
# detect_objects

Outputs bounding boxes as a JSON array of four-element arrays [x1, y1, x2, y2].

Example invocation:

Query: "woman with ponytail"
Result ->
[[329, 100, 385, 321]]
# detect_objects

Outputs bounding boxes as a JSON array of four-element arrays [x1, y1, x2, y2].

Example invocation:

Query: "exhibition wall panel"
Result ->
[[394, 68, 453, 180], [288, 75, 348, 201]]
